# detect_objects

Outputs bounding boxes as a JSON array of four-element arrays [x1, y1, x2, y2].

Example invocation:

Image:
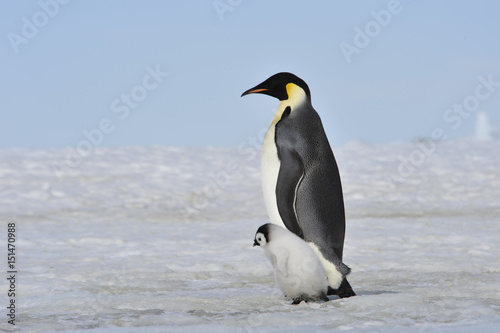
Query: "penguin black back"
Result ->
[[274, 95, 346, 259]]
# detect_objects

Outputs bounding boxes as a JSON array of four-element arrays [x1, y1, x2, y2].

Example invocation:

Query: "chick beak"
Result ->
[[253, 240, 259, 247]]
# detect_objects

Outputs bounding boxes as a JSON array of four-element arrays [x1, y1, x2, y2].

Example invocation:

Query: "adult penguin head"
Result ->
[[241, 72, 311, 102]]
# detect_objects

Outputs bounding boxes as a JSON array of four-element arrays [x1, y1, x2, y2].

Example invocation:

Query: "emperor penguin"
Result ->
[[253, 223, 329, 304], [241, 72, 355, 298]]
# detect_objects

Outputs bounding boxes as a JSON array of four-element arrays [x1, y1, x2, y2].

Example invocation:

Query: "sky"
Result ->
[[1, 0, 500, 149]]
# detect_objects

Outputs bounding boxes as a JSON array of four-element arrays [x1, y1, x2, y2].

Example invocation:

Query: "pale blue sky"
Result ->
[[2, 0, 500, 148]]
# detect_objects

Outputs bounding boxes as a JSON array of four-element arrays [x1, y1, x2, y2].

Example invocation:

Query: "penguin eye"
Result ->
[[257, 236, 262, 242]]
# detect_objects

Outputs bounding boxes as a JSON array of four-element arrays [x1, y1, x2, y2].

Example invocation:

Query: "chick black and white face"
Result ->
[[253, 232, 268, 247]]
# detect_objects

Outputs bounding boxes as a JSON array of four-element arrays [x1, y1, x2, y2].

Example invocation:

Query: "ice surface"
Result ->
[[0, 140, 499, 332]]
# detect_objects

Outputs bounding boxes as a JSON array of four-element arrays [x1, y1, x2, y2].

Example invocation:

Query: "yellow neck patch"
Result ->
[[270, 83, 307, 125], [286, 83, 297, 98]]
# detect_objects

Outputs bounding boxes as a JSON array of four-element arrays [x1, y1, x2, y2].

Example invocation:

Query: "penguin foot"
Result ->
[[320, 294, 330, 302], [291, 294, 330, 305], [328, 278, 356, 298]]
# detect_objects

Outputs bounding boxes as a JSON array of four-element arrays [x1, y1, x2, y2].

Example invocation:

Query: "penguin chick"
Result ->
[[253, 223, 329, 305]]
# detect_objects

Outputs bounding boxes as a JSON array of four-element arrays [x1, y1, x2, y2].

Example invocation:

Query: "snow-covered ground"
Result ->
[[1, 139, 499, 332]]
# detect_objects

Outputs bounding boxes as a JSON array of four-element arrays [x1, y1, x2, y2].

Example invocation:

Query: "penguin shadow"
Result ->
[[332, 290, 398, 298], [284, 290, 398, 305], [290, 290, 398, 305]]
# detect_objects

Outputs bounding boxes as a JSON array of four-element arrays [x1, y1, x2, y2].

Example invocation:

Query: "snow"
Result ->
[[1, 139, 499, 332]]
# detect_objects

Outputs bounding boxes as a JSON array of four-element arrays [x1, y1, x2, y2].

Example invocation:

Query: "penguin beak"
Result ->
[[241, 87, 268, 97], [253, 240, 259, 247], [241, 78, 287, 100]]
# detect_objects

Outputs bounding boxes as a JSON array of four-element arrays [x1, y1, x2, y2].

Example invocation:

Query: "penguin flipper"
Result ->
[[276, 148, 304, 239], [272, 247, 290, 277]]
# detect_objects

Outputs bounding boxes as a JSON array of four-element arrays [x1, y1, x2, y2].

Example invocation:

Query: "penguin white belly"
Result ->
[[261, 124, 286, 229]]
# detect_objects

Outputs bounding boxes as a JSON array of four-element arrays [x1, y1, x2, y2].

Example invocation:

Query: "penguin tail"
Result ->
[[339, 262, 351, 277], [327, 278, 356, 298]]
